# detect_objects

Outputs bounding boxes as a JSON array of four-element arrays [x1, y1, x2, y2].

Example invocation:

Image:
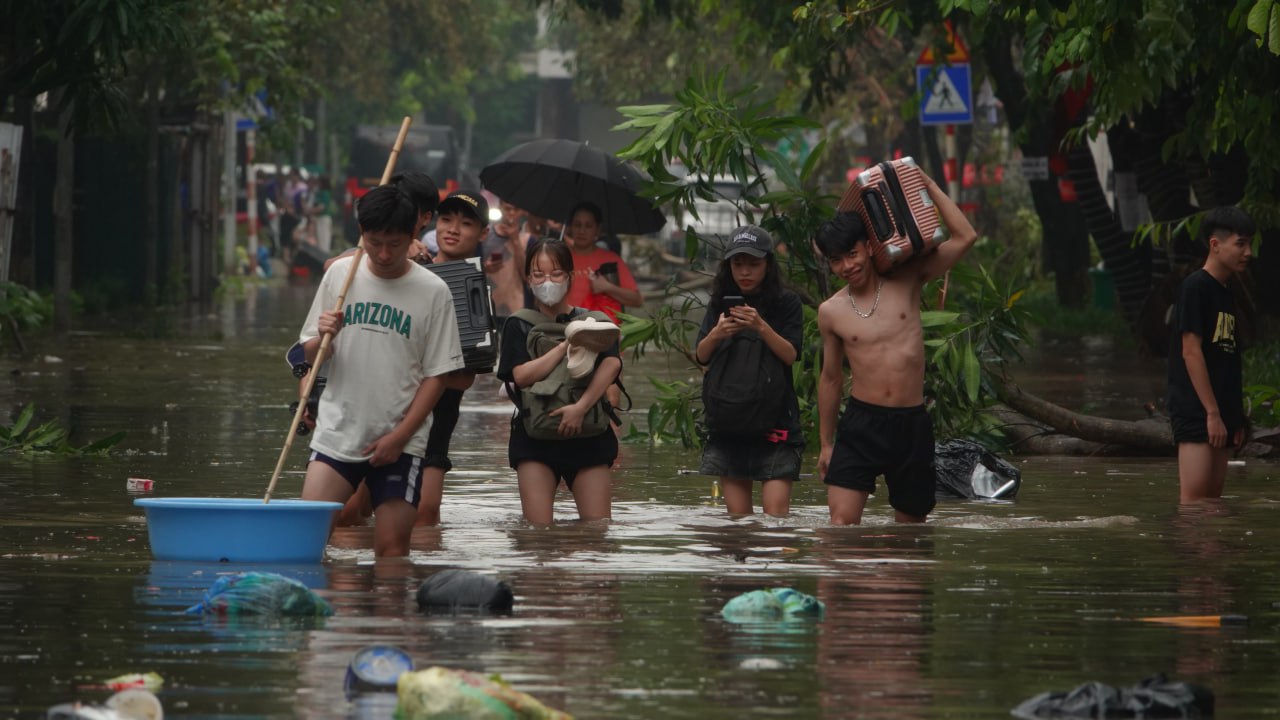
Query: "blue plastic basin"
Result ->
[[135, 497, 342, 563]]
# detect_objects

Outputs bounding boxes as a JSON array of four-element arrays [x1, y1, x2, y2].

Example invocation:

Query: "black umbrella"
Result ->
[[479, 138, 666, 235]]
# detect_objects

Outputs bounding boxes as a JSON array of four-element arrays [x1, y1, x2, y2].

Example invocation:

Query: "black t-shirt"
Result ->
[[1166, 269, 1244, 426], [496, 308, 622, 385], [696, 289, 805, 444]]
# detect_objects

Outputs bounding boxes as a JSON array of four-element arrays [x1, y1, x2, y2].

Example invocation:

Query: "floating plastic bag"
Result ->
[[934, 439, 1021, 500], [185, 572, 333, 617], [721, 588, 825, 623], [416, 569, 514, 614], [46, 689, 163, 720], [103, 674, 163, 692], [1011, 674, 1214, 718], [396, 667, 573, 720]]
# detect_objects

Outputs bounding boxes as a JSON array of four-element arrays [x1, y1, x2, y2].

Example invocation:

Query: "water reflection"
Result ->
[[815, 528, 935, 720], [1170, 503, 1238, 679]]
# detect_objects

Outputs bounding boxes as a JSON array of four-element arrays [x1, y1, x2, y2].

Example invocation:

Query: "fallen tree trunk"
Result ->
[[996, 380, 1174, 452], [988, 406, 1166, 456], [992, 382, 1275, 457]]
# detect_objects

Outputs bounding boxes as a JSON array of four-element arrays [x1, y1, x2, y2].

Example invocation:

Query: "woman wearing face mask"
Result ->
[[496, 238, 621, 524]]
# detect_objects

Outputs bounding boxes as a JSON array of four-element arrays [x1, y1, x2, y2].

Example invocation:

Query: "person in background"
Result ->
[[564, 201, 641, 322], [563, 201, 639, 419], [326, 172, 438, 271], [278, 168, 305, 265], [297, 184, 462, 556], [483, 197, 529, 319], [1166, 206, 1254, 504], [309, 176, 336, 253], [695, 226, 804, 516]]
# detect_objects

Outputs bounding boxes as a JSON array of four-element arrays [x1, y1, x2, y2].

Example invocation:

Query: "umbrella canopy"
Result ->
[[479, 138, 666, 235]]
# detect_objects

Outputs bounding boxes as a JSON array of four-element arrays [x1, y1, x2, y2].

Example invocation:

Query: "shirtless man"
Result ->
[[815, 172, 977, 525]]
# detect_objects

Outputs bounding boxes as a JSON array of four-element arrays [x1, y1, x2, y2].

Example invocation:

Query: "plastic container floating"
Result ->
[[345, 645, 414, 697], [134, 497, 342, 563]]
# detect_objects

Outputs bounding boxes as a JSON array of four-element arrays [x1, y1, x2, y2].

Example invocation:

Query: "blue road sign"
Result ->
[[917, 63, 973, 125]]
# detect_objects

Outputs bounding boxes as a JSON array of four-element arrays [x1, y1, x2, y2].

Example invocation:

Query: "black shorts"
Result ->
[[424, 388, 464, 471], [508, 420, 617, 489], [824, 398, 936, 517], [308, 451, 423, 508], [1170, 413, 1243, 444], [700, 434, 803, 481]]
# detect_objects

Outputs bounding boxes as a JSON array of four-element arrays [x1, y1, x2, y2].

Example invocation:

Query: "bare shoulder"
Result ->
[[817, 290, 843, 318]]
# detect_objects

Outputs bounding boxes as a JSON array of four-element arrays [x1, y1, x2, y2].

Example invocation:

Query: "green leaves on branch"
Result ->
[[613, 77, 1033, 447], [0, 405, 125, 455], [0, 282, 53, 333], [1248, 0, 1280, 54], [921, 265, 1032, 444]]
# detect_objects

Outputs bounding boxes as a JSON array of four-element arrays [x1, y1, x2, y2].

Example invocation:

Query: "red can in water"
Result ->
[[127, 478, 154, 493]]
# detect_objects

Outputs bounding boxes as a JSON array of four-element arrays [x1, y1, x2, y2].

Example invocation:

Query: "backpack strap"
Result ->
[[511, 308, 549, 327]]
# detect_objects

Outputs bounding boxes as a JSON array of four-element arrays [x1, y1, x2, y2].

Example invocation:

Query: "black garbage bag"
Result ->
[[1011, 674, 1214, 718], [935, 439, 1022, 500], [416, 569, 514, 614]]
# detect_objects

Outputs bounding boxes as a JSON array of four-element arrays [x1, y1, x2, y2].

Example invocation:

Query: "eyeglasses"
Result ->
[[529, 270, 569, 283]]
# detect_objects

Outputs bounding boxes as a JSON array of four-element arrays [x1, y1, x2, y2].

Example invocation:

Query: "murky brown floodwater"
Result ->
[[1, 281, 1277, 719]]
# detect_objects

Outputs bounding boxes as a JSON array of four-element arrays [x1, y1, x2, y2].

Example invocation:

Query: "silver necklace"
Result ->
[[847, 279, 883, 319]]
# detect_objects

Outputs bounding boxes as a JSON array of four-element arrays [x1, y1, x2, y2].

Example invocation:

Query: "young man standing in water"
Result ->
[[335, 191, 490, 527], [814, 172, 977, 525], [298, 185, 462, 557], [1166, 206, 1254, 503]]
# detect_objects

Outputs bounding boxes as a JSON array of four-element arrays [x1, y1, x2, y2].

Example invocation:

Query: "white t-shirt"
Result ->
[[299, 256, 463, 461]]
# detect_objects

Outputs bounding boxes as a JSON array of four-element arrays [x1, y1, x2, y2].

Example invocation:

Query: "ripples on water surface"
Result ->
[[1, 286, 1278, 718]]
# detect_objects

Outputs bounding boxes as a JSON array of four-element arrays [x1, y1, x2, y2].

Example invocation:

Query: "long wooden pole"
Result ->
[[264, 116, 412, 502]]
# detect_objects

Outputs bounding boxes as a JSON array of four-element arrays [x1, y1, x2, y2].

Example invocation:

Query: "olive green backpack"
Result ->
[[509, 308, 624, 440]]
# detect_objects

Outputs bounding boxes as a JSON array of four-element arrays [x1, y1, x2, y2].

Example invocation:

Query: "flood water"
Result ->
[[2, 282, 1278, 719]]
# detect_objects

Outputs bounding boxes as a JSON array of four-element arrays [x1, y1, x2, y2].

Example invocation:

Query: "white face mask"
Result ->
[[531, 279, 569, 306]]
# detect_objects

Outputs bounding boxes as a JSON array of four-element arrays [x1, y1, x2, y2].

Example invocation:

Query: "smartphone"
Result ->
[[722, 295, 746, 311], [596, 261, 620, 284], [489, 251, 503, 262]]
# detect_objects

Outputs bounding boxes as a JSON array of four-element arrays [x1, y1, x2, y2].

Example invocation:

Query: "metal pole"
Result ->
[[945, 124, 959, 200], [222, 110, 236, 274], [246, 127, 258, 274]]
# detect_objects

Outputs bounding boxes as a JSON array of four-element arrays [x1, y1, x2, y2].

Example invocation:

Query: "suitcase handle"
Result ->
[[863, 188, 895, 241], [465, 275, 493, 329], [880, 162, 925, 253]]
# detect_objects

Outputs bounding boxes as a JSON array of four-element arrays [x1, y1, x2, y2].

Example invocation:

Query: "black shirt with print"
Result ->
[[1166, 269, 1244, 427]]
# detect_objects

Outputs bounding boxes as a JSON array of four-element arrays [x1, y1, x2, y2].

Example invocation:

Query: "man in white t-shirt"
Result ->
[[297, 184, 463, 556]]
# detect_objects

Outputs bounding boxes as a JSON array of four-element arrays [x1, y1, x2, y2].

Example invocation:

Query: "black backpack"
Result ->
[[701, 328, 789, 438]]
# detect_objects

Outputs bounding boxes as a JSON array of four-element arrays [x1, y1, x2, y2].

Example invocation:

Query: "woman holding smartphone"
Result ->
[[694, 225, 805, 517]]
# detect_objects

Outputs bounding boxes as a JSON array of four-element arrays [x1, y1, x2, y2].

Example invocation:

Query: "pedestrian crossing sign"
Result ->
[[917, 63, 973, 125]]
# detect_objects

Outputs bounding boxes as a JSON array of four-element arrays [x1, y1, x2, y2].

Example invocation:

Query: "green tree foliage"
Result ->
[[614, 74, 1030, 446], [0, 405, 124, 455], [0, 282, 52, 333], [0, 0, 189, 131]]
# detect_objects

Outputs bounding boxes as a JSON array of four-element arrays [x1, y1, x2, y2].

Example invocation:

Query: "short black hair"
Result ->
[[391, 171, 440, 217], [568, 201, 603, 225], [1200, 206, 1256, 243], [357, 185, 416, 236], [814, 211, 868, 258]]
